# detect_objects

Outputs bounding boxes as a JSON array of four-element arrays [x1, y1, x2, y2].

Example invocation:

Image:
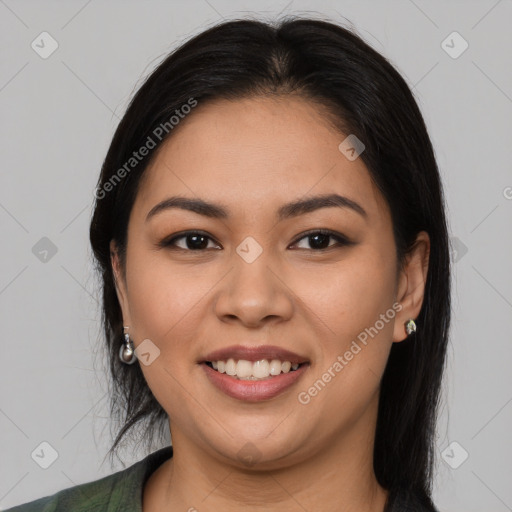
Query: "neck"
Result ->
[[143, 399, 388, 512]]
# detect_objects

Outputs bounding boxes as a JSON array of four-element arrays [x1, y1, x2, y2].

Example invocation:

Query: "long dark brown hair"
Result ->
[[89, 16, 451, 505]]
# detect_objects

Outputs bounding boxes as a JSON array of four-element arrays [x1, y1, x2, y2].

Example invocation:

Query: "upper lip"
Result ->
[[201, 345, 309, 364]]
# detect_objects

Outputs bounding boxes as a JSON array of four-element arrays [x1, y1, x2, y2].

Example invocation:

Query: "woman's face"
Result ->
[[112, 95, 429, 468]]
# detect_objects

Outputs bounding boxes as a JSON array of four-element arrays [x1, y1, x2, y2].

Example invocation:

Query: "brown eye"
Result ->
[[290, 230, 354, 251], [159, 229, 354, 253], [159, 231, 221, 251]]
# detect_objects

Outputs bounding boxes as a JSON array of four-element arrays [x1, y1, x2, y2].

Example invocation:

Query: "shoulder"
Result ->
[[3, 469, 124, 512], [4, 446, 174, 512]]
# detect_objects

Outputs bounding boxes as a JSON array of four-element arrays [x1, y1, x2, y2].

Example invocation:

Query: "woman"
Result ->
[[7, 16, 451, 512]]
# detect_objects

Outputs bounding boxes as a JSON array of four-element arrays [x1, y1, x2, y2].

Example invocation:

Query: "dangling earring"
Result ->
[[119, 326, 137, 364], [405, 318, 417, 336]]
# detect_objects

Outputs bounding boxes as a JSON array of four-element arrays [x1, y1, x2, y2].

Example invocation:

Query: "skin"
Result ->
[[110, 95, 430, 512]]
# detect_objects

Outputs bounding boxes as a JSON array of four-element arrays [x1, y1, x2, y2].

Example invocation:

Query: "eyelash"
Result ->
[[158, 229, 354, 252]]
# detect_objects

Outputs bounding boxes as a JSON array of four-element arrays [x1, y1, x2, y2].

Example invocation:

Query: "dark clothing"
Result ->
[[5, 446, 439, 511]]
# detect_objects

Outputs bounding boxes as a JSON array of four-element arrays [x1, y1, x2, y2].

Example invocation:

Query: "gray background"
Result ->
[[1, 0, 511, 510]]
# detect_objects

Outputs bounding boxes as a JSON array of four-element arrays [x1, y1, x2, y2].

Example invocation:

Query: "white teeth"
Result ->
[[269, 359, 282, 375], [253, 360, 270, 379], [208, 358, 303, 379], [225, 358, 236, 376], [235, 359, 253, 378]]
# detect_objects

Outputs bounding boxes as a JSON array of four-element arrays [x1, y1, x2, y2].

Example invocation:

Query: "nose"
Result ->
[[213, 250, 294, 329]]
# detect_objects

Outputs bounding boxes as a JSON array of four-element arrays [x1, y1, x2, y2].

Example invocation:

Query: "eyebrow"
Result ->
[[145, 193, 368, 222]]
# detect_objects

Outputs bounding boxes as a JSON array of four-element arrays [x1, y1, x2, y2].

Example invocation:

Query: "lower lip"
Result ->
[[201, 363, 309, 402]]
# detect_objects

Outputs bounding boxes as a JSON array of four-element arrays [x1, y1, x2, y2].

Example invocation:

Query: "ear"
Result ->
[[110, 240, 131, 327], [393, 231, 430, 343]]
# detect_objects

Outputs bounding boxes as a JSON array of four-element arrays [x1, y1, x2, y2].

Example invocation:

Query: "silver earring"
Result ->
[[119, 326, 137, 364], [405, 318, 417, 336]]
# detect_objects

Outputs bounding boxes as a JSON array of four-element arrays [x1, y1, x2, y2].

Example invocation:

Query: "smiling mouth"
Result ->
[[203, 359, 307, 380]]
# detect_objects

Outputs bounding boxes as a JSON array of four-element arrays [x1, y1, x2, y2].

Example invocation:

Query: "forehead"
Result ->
[[134, 96, 389, 223]]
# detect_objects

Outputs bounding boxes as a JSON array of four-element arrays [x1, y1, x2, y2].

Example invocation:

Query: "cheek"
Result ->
[[123, 248, 214, 431], [124, 246, 212, 347], [343, 264, 396, 337], [291, 248, 397, 345], [304, 249, 397, 401], [292, 247, 397, 417]]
